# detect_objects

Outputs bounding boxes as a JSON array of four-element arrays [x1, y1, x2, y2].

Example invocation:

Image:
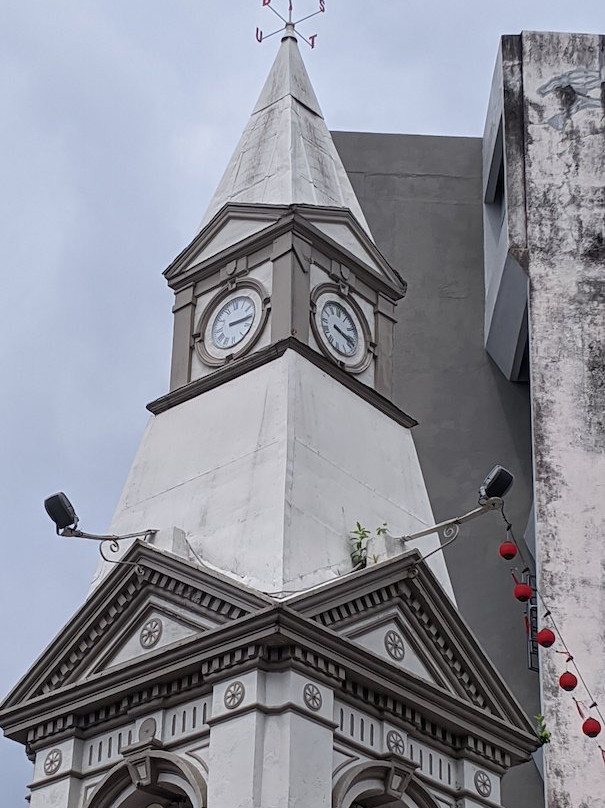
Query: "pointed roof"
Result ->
[[199, 30, 372, 235]]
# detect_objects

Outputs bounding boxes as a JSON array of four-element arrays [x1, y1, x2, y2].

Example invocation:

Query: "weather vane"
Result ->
[[256, 0, 326, 49]]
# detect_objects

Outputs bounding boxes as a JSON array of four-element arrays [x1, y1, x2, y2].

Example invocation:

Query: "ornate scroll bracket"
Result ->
[[61, 527, 157, 577], [394, 497, 503, 562]]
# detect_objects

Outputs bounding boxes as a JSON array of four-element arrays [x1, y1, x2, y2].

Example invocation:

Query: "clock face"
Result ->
[[310, 284, 372, 374], [211, 296, 256, 349], [320, 301, 359, 357]]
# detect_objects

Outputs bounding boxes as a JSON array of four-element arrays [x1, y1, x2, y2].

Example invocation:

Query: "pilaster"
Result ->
[[208, 670, 334, 808]]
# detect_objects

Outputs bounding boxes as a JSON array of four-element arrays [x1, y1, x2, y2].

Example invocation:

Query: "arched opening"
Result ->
[[86, 750, 206, 808], [106, 786, 193, 808], [333, 761, 440, 808]]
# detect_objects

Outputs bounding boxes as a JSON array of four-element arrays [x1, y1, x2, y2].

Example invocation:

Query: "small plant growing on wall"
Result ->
[[350, 522, 388, 568], [535, 714, 551, 744]]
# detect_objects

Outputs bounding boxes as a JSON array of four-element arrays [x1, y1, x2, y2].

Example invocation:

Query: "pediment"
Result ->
[[288, 550, 532, 726], [311, 217, 380, 271], [293, 205, 406, 296], [342, 607, 449, 692], [80, 599, 215, 679], [1, 542, 270, 706], [0, 553, 538, 763], [164, 205, 285, 285], [164, 203, 406, 302]]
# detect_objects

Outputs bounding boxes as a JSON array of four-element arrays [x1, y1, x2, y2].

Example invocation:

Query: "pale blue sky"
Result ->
[[1, 1, 603, 801]]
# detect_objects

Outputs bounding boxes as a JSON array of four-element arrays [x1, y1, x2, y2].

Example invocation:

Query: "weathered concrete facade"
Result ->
[[498, 32, 605, 808], [332, 131, 542, 807], [335, 29, 605, 808]]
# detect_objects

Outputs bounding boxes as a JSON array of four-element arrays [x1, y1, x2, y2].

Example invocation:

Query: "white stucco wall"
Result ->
[[91, 350, 452, 598]]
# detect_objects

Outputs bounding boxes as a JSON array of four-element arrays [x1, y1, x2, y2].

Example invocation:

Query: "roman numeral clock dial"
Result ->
[[212, 296, 255, 348], [320, 302, 358, 356], [311, 286, 372, 374], [195, 282, 270, 367]]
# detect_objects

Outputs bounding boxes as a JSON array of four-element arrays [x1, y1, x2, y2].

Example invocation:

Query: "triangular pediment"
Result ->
[[1, 542, 270, 707], [341, 607, 449, 692], [0, 550, 538, 764], [80, 598, 216, 679], [287, 550, 532, 727], [164, 204, 286, 285], [295, 206, 406, 294], [164, 204, 405, 302]]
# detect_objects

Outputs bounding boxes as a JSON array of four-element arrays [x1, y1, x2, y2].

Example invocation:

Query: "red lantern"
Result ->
[[514, 582, 533, 602], [582, 717, 601, 738], [559, 672, 578, 691], [499, 541, 518, 560], [536, 628, 556, 648]]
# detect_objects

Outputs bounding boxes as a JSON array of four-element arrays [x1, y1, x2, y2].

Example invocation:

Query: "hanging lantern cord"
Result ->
[[499, 502, 528, 568], [534, 588, 605, 728], [499, 507, 605, 745]]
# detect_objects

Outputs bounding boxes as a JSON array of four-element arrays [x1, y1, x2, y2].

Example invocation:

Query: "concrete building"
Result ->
[[1, 26, 603, 808], [332, 31, 605, 807]]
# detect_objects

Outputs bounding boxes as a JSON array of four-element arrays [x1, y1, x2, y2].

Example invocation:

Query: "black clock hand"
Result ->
[[334, 324, 354, 346], [229, 315, 254, 327]]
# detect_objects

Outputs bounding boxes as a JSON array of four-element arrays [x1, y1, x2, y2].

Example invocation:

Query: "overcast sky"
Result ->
[[1, 1, 603, 800]]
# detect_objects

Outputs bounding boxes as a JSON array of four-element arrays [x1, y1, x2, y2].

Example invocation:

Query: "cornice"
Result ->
[[271, 609, 538, 762], [2, 604, 538, 767], [0, 543, 270, 709], [164, 205, 405, 302], [287, 552, 535, 734], [146, 337, 418, 428]]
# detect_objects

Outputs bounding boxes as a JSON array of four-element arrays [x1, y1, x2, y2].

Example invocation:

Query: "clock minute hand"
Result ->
[[229, 314, 254, 327], [334, 324, 354, 347]]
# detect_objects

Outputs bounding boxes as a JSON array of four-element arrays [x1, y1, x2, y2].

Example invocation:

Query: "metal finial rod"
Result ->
[[265, 2, 289, 25], [257, 0, 325, 49]]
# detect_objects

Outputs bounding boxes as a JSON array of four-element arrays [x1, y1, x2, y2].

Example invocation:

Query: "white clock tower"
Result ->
[[1, 26, 539, 808], [89, 23, 453, 599]]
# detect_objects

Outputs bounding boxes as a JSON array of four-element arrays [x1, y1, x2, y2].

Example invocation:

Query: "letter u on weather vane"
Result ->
[[256, 0, 326, 49]]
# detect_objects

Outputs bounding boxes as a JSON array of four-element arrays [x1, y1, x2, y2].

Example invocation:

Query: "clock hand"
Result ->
[[334, 324, 354, 346], [229, 315, 254, 327]]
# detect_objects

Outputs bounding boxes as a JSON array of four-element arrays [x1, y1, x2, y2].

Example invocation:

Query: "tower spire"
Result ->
[[198, 31, 372, 235]]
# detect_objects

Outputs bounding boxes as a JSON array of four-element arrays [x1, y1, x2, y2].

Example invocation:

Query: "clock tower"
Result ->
[[89, 24, 453, 598], [0, 25, 540, 808]]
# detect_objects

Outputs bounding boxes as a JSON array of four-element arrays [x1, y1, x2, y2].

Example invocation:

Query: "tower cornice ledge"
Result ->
[[1, 612, 538, 771], [0, 544, 538, 770], [164, 204, 406, 299], [146, 337, 418, 428]]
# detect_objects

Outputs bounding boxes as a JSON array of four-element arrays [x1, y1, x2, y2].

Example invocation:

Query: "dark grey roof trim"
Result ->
[[1, 599, 538, 766], [0, 543, 270, 708], [164, 204, 405, 300], [147, 338, 418, 428], [288, 551, 534, 732]]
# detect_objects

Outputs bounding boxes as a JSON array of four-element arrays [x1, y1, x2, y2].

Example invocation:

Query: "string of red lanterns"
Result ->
[[497, 504, 604, 759]]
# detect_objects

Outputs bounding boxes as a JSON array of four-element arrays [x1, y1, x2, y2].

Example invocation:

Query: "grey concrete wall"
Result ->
[[333, 131, 543, 807], [516, 31, 605, 808]]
